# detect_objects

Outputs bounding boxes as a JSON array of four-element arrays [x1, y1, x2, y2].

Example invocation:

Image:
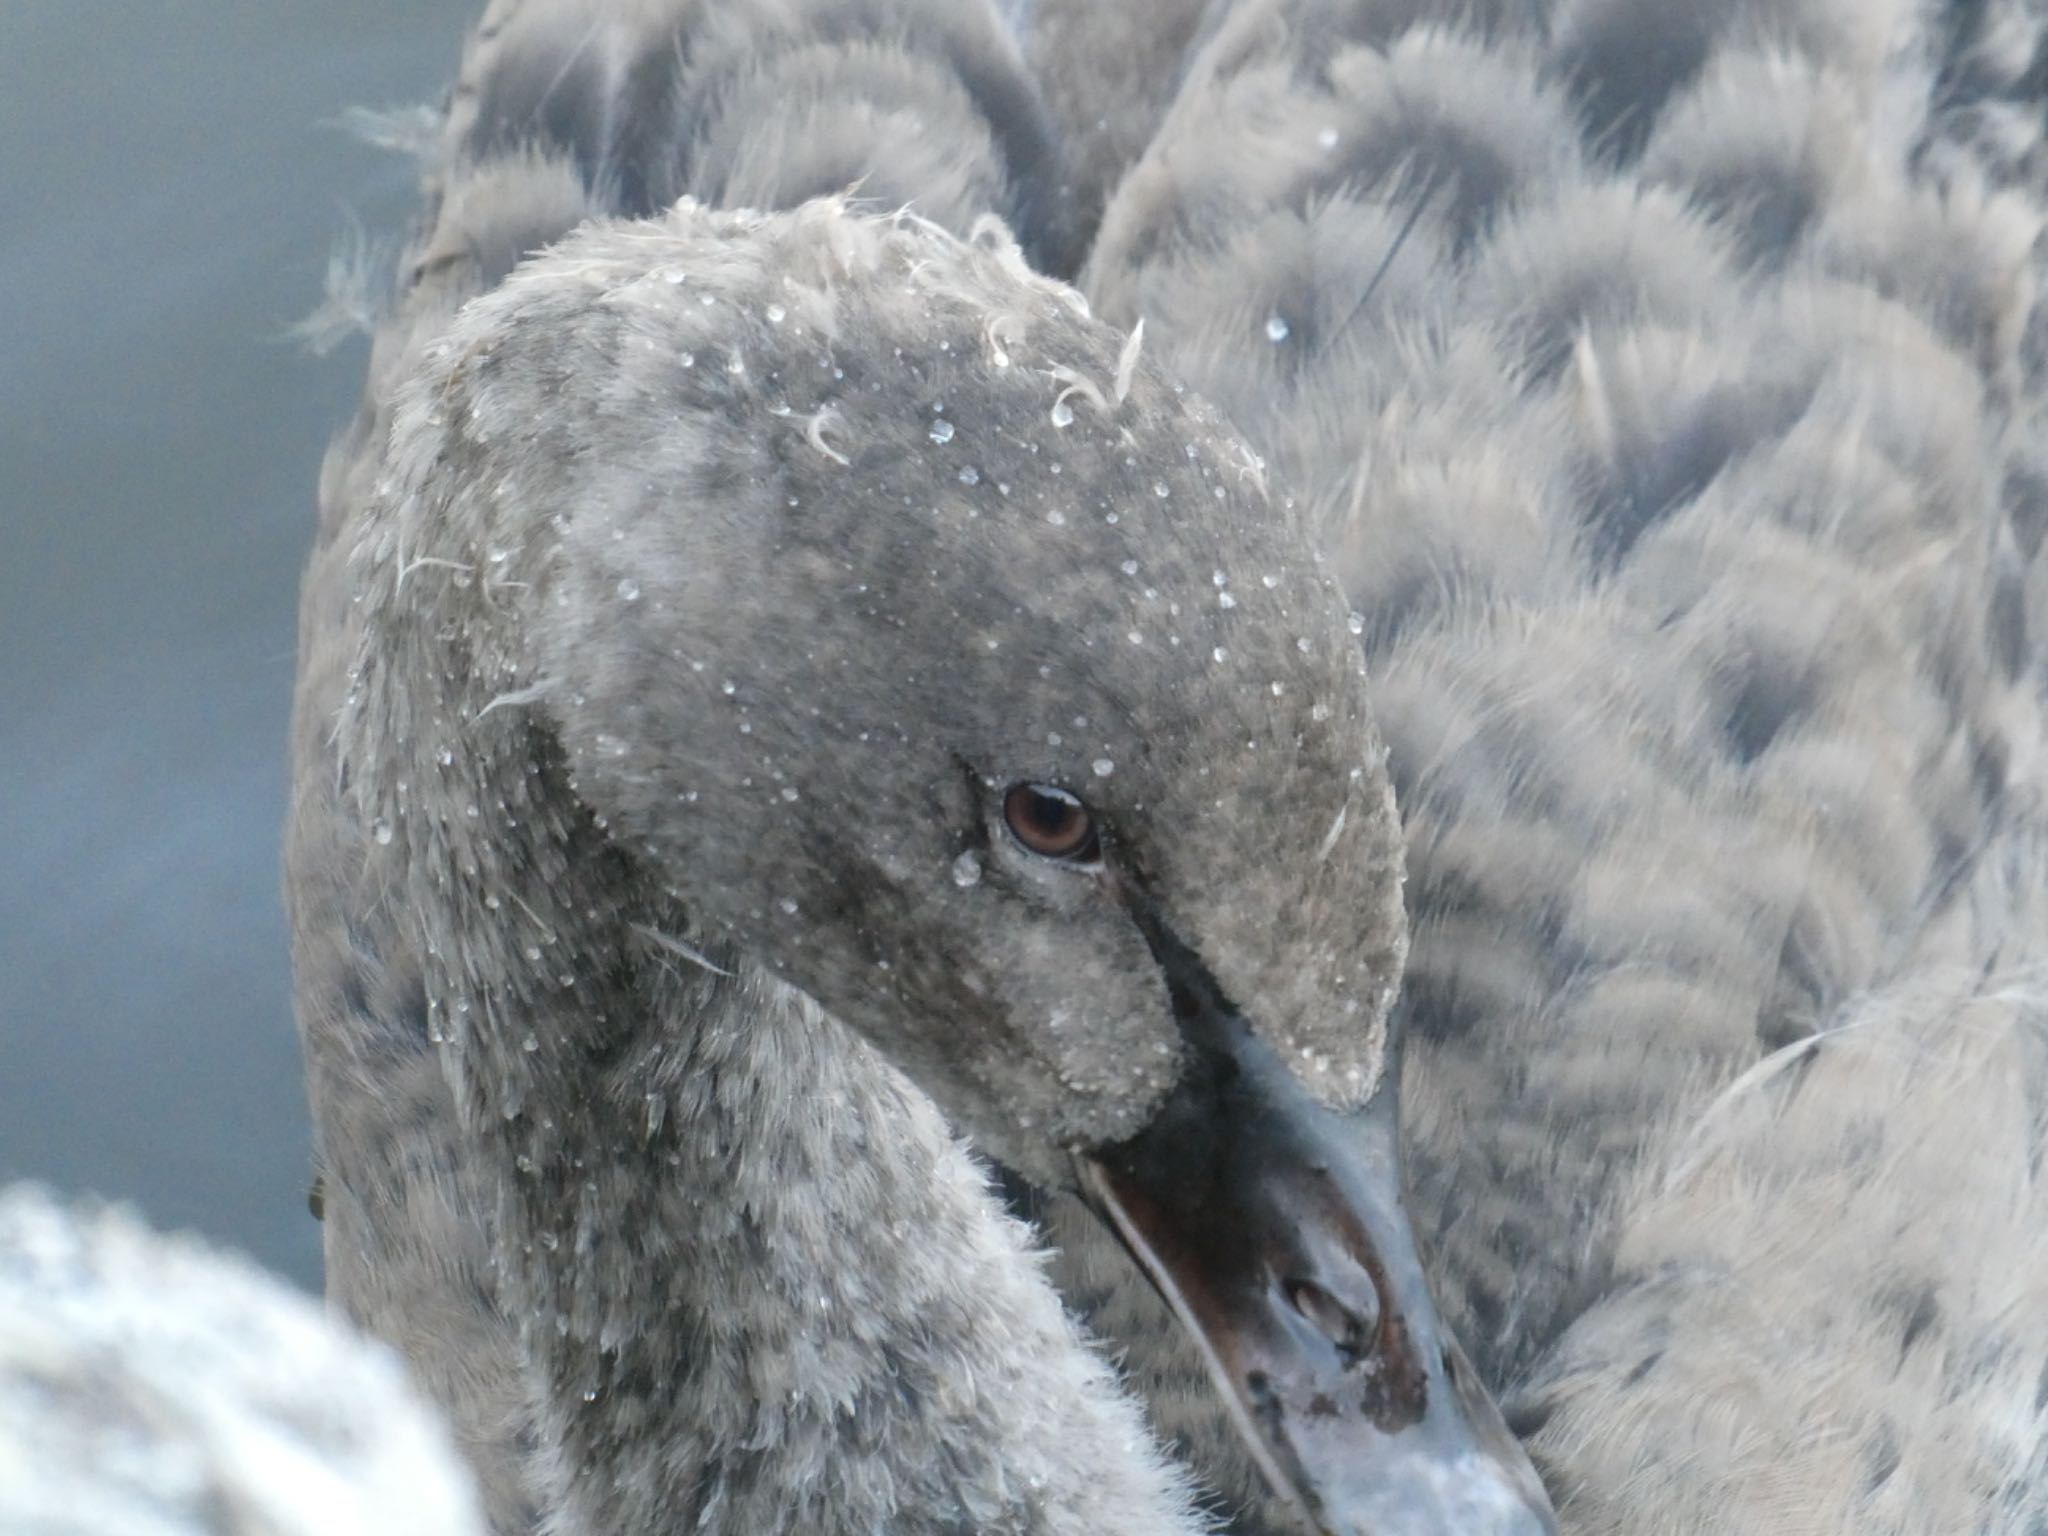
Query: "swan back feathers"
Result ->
[[1076, 0, 2048, 1389]]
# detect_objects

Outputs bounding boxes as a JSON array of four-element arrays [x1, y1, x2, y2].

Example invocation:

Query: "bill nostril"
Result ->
[[1285, 1275, 1380, 1364]]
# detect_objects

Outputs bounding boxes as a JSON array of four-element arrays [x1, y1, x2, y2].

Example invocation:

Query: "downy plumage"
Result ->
[[293, 0, 2048, 1532]]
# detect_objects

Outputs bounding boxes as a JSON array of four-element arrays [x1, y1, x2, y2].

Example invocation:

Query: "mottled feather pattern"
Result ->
[[1071, 0, 2048, 1527], [436, 0, 1078, 271]]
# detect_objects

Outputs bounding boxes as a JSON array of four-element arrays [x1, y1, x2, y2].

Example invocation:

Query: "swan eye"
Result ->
[[1002, 784, 1100, 863]]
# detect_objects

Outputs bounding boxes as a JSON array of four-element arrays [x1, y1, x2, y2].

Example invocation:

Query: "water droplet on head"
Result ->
[[1153, 481, 1170, 498], [1092, 757, 1115, 777], [1050, 399, 1075, 428], [1317, 125, 1340, 149], [617, 578, 640, 601], [1218, 591, 1238, 609], [1266, 315, 1291, 343], [959, 466, 981, 486], [1347, 611, 1366, 636], [951, 850, 983, 888], [1211, 647, 1228, 663], [778, 897, 799, 916], [929, 419, 955, 445], [372, 819, 394, 846], [1120, 559, 1139, 576], [1262, 574, 1280, 589], [765, 303, 786, 324]]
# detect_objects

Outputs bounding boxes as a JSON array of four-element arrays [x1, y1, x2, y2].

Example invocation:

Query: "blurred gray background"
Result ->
[[1, 0, 480, 1286]]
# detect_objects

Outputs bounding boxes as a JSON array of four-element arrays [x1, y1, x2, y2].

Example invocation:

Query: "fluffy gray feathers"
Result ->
[[0, 1187, 485, 1536], [301, 207, 1232, 1531], [294, 6, 1228, 1533], [296, 0, 2048, 1531], [297, 3, 1400, 1534], [1007, 0, 1217, 246], [440, 0, 1078, 270], [1066, 0, 2048, 1526]]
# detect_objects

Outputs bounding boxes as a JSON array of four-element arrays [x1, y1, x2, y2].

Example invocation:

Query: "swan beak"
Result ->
[[1077, 1018, 1556, 1536]]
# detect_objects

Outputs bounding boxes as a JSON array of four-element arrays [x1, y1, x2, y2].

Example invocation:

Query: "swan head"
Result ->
[[360, 198, 1553, 1534]]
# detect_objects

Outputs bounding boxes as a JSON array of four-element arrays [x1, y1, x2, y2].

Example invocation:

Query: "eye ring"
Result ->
[[1002, 783, 1101, 864]]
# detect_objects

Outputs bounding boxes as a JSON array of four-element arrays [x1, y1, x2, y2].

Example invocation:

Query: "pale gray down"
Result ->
[[0, 1186, 483, 1536]]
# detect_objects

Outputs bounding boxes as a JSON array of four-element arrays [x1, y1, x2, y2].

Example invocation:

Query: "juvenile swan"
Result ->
[[289, 1, 1550, 1532]]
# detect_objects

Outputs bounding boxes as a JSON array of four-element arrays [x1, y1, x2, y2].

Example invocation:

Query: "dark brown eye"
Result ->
[[1002, 783, 1100, 862]]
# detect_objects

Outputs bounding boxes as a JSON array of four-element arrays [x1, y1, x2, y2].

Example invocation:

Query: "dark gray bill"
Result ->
[[1076, 959, 1556, 1535]]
